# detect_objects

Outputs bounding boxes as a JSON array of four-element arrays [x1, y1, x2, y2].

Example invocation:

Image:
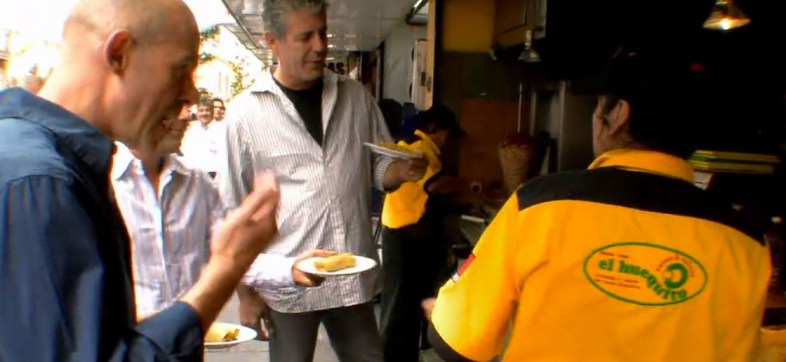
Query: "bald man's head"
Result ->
[[63, 0, 194, 45], [41, 0, 200, 151]]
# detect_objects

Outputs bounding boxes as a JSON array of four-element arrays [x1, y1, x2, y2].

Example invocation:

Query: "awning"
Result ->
[[220, 0, 274, 64], [220, 0, 421, 63]]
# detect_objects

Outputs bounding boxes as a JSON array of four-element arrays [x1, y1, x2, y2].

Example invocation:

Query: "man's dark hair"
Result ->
[[212, 98, 225, 108], [594, 48, 708, 158], [415, 105, 462, 136]]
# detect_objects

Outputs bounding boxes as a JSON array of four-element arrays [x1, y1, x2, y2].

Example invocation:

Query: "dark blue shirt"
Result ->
[[0, 88, 204, 361]]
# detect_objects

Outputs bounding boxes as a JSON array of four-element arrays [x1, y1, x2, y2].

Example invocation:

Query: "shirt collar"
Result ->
[[250, 68, 341, 94], [166, 155, 190, 176], [111, 142, 136, 180], [588, 148, 694, 183], [0, 88, 115, 176], [414, 130, 441, 156], [112, 142, 189, 180]]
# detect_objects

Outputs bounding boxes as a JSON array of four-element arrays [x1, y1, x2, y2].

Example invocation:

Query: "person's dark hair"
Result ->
[[597, 48, 707, 158], [415, 105, 460, 135], [378, 99, 403, 139], [600, 91, 702, 159], [212, 98, 225, 108]]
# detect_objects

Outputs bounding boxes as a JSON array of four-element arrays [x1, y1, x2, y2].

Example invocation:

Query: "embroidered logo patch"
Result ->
[[583, 242, 708, 306], [451, 254, 475, 282]]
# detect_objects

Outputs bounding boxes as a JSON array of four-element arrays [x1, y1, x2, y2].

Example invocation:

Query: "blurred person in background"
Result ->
[[213, 97, 226, 122], [23, 74, 45, 94], [181, 97, 225, 179]]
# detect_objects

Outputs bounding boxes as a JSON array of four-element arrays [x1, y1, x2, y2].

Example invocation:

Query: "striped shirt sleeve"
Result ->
[[366, 90, 395, 191]]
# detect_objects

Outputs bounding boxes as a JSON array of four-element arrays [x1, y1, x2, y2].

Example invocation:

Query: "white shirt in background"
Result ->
[[181, 120, 226, 176]]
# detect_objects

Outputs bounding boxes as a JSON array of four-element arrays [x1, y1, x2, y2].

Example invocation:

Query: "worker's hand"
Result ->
[[400, 157, 428, 182], [422, 298, 437, 321], [292, 249, 337, 287]]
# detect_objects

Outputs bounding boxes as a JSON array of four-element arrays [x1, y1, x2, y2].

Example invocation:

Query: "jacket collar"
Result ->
[[0, 88, 115, 177], [589, 148, 694, 183]]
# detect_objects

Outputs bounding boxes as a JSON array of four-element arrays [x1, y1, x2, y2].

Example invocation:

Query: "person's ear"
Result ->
[[104, 31, 134, 74], [265, 31, 280, 57], [606, 99, 631, 136]]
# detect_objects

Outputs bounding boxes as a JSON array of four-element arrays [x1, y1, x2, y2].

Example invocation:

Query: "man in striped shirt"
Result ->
[[219, 1, 427, 361], [115, 106, 333, 321], [113, 106, 225, 318]]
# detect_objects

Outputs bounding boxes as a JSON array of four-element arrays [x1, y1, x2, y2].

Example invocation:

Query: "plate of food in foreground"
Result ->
[[295, 253, 378, 277], [363, 142, 423, 160], [204, 322, 257, 350]]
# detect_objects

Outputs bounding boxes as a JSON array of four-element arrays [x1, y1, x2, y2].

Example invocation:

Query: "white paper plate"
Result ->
[[363, 142, 423, 160], [295, 255, 378, 277], [204, 322, 257, 350]]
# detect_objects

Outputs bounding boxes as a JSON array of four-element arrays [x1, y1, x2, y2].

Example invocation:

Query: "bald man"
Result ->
[[0, 1, 279, 361]]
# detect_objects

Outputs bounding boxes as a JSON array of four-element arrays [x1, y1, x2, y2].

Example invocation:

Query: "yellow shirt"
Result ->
[[381, 130, 442, 229], [429, 149, 770, 362]]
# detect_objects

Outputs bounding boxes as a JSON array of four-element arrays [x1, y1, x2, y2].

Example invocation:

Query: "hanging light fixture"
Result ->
[[518, 29, 541, 63], [703, 0, 751, 31]]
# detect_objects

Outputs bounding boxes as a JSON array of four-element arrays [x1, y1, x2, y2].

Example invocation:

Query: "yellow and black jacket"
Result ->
[[382, 130, 443, 229], [428, 149, 770, 362]]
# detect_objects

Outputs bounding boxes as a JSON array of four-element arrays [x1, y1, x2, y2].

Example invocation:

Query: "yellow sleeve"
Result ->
[[428, 193, 533, 361]]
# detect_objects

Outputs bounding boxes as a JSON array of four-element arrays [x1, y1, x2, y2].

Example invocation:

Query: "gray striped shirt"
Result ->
[[219, 70, 394, 313]]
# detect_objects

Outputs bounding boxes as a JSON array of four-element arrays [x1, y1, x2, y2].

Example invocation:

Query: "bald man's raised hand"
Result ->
[[179, 172, 279, 331]]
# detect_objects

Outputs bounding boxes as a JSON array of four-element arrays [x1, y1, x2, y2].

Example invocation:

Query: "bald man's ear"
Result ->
[[104, 31, 134, 73]]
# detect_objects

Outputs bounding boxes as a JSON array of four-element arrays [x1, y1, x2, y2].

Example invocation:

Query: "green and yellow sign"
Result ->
[[583, 242, 708, 306]]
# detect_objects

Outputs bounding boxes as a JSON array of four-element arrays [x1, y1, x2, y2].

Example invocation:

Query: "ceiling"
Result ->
[[221, 0, 420, 63], [540, 0, 786, 149]]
